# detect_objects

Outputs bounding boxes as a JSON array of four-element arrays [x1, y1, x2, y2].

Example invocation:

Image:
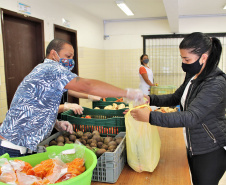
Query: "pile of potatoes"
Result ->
[[47, 130, 124, 158]]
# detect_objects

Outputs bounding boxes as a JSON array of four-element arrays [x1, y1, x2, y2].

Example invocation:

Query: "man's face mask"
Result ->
[[55, 51, 75, 71], [182, 55, 203, 76]]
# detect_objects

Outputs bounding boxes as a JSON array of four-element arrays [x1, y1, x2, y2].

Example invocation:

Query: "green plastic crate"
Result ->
[[0, 144, 97, 185], [92, 97, 128, 109], [61, 107, 125, 137], [151, 85, 177, 95]]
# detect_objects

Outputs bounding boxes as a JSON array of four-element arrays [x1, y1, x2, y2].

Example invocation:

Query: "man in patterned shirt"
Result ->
[[0, 39, 144, 157]]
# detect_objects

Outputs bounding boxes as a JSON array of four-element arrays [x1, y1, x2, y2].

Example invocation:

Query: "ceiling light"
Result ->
[[224, 5, 226, 9], [116, 0, 134, 16]]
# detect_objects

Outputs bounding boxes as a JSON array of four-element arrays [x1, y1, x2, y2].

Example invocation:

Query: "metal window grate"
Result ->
[[142, 33, 226, 87]]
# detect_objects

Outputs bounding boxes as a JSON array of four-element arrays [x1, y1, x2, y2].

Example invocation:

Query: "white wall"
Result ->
[[179, 16, 226, 33], [104, 19, 171, 49], [0, 0, 104, 49], [103, 15, 226, 50]]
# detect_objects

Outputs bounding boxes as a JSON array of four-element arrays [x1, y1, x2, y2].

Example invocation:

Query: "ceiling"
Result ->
[[67, 0, 226, 33]]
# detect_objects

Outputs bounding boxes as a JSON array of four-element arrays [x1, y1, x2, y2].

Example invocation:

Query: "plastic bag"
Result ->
[[125, 104, 161, 172], [16, 171, 41, 185], [57, 142, 85, 164], [0, 158, 17, 184], [51, 143, 86, 183]]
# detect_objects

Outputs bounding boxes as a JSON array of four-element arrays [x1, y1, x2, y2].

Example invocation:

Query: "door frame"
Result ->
[[1, 8, 45, 107], [54, 24, 78, 76], [54, 24, 79, 104]]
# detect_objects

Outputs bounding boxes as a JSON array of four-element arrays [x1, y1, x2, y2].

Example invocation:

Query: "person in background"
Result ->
[[0, 38, 144, 157], [131, 32, 226, 185], [139, 54, 156, 95]]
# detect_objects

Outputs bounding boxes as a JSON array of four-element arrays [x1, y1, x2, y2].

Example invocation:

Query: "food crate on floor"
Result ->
[[92, 132, 126, 183], [151, 85, 177, 95], [92, 97, 128, 109], [0, 144, 97, 185], [61, 107, 125, 137]]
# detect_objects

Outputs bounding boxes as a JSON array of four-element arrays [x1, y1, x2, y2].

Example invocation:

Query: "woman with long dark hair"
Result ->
[[131, 32, 226, 185]]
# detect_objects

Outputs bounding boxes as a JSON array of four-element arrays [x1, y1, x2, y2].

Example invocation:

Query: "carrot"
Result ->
[[115, 98, 123, 102]]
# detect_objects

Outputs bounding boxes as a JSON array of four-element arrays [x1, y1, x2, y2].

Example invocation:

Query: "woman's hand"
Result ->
[[123, 109, 129, 115], [64, 102, 84, 114], [130, 107, 150, 122], [144, 94, 150, 104], [88, 95, 101, 101]]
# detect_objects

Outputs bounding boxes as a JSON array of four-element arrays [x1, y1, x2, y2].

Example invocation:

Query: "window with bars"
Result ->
[[142, 33, 226, 88]]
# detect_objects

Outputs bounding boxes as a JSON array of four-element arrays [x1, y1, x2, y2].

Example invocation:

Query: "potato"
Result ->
[[49, 140, 57, 146], [56, 136, 64, 143], [76, 131, 84, 138], [69, 135, 76, 141], [57, 142, 64, 146], [104, 137, 113, 145], [96, 149, 106, 158]]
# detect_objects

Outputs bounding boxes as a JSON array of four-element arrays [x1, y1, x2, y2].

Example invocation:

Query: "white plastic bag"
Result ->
[[125, 105, 161, 172]]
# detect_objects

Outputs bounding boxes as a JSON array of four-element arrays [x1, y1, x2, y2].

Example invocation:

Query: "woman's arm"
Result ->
[[58, 104, 65, 113], [141, 73, 155, 86], [68, 90, 89, 99]]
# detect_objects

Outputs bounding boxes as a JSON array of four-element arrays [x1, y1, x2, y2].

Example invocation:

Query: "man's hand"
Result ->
[[55, 120, 73, 134]]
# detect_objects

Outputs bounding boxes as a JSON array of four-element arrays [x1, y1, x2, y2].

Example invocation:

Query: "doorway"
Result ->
[[54, 24, 79, 104], [1, 9, 44, 108]]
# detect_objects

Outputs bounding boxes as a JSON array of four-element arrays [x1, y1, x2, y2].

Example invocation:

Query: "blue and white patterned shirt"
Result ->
[[0, 59, 77, 151]]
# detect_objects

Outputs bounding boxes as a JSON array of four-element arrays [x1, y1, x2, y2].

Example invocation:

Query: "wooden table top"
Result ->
[[91, 127, 191, 185]]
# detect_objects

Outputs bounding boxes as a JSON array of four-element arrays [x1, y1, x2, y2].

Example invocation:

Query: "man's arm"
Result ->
[[65, 77, 127, 98]]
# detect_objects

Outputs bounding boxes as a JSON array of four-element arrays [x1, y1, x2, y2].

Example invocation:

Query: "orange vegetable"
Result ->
[[85, 115, 91, 119], [27, 159, 54, 179], [56, 158, 85, 183], [31, 179, 50, 185], [0, 157, 86, 184], [115, 98, 123, 102], [14, 160, 33, 174], [103, 98, 106, 102]]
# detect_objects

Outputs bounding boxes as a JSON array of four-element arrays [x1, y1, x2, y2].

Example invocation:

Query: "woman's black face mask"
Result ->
[[182, 55, 203, 76]]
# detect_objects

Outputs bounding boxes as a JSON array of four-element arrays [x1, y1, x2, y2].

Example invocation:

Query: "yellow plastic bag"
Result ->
[[125, 104, 161, 172]]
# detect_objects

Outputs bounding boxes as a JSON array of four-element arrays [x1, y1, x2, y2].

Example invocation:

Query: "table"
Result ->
[[91, 127, 191, 185]]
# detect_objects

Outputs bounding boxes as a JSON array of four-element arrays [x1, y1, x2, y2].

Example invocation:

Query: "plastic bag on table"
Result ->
[[56, 141, 85, 164], [26, 157, 67, 184], [0, 158, 17, 184], [9, 160, 33, 174], [125, 104, 161, 172], [55, 143, 86, 183], [16, 171, 41, 185]]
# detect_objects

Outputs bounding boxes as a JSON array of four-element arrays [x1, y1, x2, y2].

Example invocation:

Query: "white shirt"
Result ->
[[181, 76, 195, 148], [139, 65, 154, 95]]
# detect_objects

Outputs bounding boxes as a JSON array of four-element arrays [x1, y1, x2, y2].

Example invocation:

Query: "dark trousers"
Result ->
[[187, 148, 226, 185], [0, 140, 36, 158]]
